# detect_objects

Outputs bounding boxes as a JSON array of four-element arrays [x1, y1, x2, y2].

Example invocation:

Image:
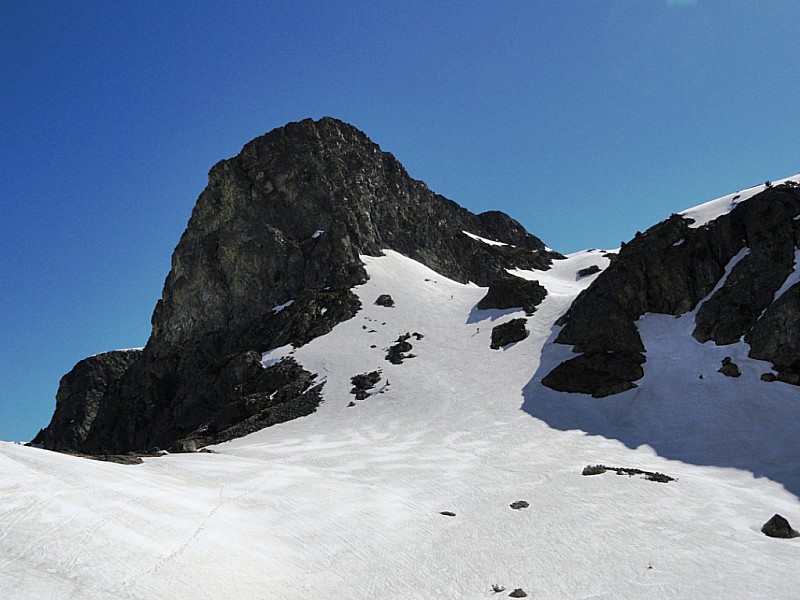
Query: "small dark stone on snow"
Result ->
[[198, 447, 217, 454], [347, 401, 356, 407], [375, 294, 395, 307], [761, 372, 777, 382], [509, 588, 527, 598], [440, 511, 456, 517], [510, 500, 529, 510], [761, 514, 800, 538]]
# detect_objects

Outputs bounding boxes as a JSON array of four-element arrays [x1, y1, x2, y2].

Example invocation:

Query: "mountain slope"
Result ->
[[543, 177, 800, 396], [3, 249, 799, 599], [33, 117, 559, 455], [11, 120, 800, 598]]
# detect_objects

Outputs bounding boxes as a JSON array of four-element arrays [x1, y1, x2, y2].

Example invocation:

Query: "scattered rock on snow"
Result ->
[[510, 500, 529, 510], [386, 333, 416, 364], [350, 370, 382, 400], [761, 514, 800, 538], [440, 511, 456, 517], [508, 589, 528, 598], [582, 464, 675, 483], [760, 372, 777, 382]]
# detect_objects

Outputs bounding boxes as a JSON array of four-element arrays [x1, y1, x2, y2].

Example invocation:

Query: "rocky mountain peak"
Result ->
[[35, 118, 558, 454]]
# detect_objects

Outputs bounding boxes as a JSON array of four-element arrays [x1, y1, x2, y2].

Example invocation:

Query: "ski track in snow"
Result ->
[[2, 249, 799, 599]]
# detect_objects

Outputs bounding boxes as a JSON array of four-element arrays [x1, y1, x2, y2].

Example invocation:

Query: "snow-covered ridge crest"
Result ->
[[680, 173, 800, 228]]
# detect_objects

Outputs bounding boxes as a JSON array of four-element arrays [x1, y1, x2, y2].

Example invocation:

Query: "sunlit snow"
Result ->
[[1, 249, 798, 599]]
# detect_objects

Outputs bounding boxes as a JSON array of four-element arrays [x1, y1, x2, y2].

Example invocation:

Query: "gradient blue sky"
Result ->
[[3, 0, 800, 442]]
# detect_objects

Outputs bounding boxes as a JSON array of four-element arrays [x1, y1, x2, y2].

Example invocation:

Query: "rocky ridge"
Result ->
[[543, 181, 800, 396]]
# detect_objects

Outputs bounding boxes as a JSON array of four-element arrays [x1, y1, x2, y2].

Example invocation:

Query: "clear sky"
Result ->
[[2, 0, 800, 442]]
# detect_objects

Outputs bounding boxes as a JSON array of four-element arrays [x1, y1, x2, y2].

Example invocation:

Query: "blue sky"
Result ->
[[2, 0, 800, 442]]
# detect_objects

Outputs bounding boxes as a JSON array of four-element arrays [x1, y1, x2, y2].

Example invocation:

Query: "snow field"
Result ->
[[1, 249, 799, 599]]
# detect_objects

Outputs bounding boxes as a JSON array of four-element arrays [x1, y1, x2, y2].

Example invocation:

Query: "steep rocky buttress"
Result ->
[[543, 181, 800, 396], [34, 117, 559, 454]]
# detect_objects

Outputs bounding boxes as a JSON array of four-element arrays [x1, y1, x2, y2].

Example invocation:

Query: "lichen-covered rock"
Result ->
[[490, 319, 529, 349], [477, 276, 547, 315]]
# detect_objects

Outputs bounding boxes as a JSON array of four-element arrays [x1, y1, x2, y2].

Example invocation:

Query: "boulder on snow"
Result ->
[[490, 319, 529, 349], [577, 264, 601, 278], [509, 500, 529, 510], [761, 514, 800, 538], [718, 356, 742, 378], [508, 589, 528, 598], [375, 294, 395, 307], [477, 276, 547, 315]]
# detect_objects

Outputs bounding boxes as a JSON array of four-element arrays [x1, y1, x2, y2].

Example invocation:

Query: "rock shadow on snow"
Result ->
[[522, 323, 800, 498]]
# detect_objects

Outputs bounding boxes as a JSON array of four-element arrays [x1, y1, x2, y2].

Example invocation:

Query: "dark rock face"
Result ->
[[545, 183, 800, 396], [490, 319, 529, 349], [39, 118, 556, 453], [761, 514, 800, 538], [477, 276, 547, 315], [747, 284, 800, 384], [31, 350, 141, 451], [542, 351, 644, 397]]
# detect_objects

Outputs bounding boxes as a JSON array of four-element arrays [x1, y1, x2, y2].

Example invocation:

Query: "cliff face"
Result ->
[[543, 182, 800, 396], [35, 117, 558, 454]]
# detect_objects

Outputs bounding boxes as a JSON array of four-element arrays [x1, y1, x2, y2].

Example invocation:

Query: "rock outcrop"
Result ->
[[32, 350, 141, 451], [544, 182, 800, 396], [477, 276, 547, 315], [490, 318, 529, 349], [36, 117, 557, 454], [761, 514, 800, 539]]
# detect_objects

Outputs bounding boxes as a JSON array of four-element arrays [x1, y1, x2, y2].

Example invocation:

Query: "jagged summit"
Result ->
[[34, 117, 558, 454]]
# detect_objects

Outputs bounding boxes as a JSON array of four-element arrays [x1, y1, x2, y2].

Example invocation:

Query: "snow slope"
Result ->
[[679, 174, 799, 228], [2, 249, 799, 599]]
